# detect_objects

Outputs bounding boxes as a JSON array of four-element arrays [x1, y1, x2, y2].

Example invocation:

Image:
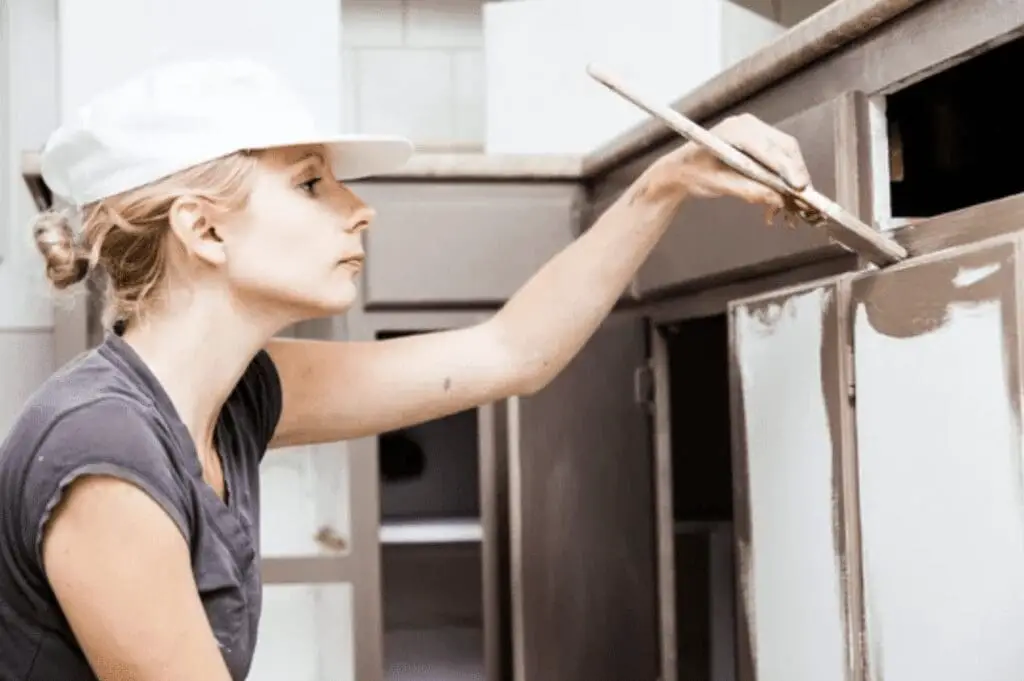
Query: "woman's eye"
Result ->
[[300, 178, 322, 195]]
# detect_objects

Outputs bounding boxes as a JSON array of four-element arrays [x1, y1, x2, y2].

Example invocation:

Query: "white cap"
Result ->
[[41, 58, 415, 207]]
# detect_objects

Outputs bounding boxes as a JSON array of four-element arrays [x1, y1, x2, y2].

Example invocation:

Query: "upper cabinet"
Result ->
[[632, 92, 867, 298], [351, 182, 584, 309]]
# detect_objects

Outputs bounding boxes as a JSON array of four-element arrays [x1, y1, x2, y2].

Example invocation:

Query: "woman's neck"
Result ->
[[120, 296, 283, 451]]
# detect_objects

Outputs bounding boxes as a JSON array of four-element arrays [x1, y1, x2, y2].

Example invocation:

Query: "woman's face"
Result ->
[[216, 144, 374, 321]]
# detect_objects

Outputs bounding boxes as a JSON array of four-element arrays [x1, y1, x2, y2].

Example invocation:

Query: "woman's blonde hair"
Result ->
[[32, 151, 260, 329]]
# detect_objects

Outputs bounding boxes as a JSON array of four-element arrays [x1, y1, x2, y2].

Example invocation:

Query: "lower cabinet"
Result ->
[[505, 314, 660, 681], [849, 235, 1024, 681], [726, 277, 856, 681], [651, 313, 740, 681], [346, 312, 507, 681], [727, 228, 1024, 681], [376, 378, 494, 681], [347, 310, 660, 681], [274, 218, 1024, 681]]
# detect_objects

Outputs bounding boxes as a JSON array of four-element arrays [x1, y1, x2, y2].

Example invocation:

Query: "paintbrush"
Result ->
[[586, 64, 907, 267]]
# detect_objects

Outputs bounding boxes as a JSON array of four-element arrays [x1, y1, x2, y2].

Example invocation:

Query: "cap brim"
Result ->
[[266, 134, 415, 180], [327, 135, 415, 180]]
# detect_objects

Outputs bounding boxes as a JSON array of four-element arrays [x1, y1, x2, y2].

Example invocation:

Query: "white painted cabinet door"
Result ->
[[248, 583, 355, 681], [851, 235, 1024, 681], [728, 278, 859, 681], [260, 443, 352, 558]]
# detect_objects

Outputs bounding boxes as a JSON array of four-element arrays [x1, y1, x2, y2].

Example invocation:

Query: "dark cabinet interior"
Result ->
[[376, 330, 488, 681], [662, 315, 738, 681], [665, 316, 733, 522], [887, 34, 1024, 218], [381, 543, 485, 681]]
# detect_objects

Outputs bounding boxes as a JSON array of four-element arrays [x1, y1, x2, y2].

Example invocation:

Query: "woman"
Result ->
[[0, 58, 809, 680]]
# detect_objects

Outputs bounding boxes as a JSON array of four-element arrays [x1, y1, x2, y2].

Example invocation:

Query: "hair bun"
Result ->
[[32, 210, 90, 289]]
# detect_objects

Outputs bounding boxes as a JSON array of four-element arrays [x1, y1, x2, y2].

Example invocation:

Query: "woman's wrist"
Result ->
[[635, 147, 699, 207]]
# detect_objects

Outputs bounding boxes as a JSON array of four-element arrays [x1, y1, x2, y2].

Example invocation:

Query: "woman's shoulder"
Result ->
[[0, 349, 194, 553], [3, 347, 169, 462]]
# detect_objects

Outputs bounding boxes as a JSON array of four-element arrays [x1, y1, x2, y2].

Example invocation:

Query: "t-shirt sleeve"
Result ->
[[230, 349, 284, 455], [19, 398, 193, 574]]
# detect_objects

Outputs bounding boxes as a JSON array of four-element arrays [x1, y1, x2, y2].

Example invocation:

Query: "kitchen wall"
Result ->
[[341, 0, 486, 150]]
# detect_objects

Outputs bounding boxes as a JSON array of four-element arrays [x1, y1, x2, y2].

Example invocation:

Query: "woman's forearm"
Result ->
[[491, 161, 688, 394]]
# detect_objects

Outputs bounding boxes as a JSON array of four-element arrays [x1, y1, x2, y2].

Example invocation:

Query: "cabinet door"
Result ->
[[728, 276, 860, 681], [249, 583, 355, 681], [634, 92, 866, 298], [851, 234, 1024, 681], [506, 313, 658, 681]]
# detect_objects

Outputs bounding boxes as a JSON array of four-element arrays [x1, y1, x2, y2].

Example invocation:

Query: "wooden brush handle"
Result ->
[[586, 63, 908, 265]]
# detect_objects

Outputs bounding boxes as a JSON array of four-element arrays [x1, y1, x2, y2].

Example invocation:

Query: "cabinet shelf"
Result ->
[[380, 518, 483, 545]]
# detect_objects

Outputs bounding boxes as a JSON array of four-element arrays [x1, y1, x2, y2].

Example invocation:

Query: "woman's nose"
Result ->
[[346, 206, 376, 234]]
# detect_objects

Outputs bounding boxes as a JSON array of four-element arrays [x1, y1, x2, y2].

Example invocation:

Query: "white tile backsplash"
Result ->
[[342, 0, 404, 47], [354, 48, 456, 145], [452, 49, 485, 147], [404, 0, 483, 49], [342, 0, 485, 148], [341, 47, 360, 132]]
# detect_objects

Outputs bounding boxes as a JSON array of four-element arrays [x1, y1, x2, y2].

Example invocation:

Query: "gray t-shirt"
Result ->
[[0, 332, 282, 681]]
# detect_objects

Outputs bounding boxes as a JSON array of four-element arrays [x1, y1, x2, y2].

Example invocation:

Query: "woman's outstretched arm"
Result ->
[[267, 113, 810, 447]]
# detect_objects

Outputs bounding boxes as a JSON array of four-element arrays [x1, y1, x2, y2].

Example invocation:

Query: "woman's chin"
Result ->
[[319, 280, 360, 313], [276, 282, 359, 322]]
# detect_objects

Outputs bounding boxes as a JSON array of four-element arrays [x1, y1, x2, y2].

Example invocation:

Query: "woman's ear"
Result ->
[[167, 196, 227, 267]]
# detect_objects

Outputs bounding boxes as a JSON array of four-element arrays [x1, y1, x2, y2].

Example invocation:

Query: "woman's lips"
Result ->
[[339, 254, 364, 272]]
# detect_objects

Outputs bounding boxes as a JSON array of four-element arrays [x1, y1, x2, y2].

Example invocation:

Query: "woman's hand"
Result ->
[[648, 113, 811, 213]]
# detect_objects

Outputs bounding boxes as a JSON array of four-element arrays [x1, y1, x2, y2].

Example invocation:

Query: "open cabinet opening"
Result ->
[[376, 330, 486, 681], [662, 314, 737, 681], [887, 34, 1024, 218]]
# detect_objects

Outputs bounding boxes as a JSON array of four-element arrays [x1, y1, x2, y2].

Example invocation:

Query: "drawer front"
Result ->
[[352, 182, 584, 308], [632, 94, 860, 298]]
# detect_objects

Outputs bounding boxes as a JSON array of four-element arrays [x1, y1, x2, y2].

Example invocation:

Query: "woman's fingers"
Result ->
[[715, 171, 786, 209], [714, 114, 811, 190]]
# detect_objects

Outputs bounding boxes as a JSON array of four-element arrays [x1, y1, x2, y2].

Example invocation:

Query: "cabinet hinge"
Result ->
[[634, 363, 655, 407], [845, 343, 856, 402]]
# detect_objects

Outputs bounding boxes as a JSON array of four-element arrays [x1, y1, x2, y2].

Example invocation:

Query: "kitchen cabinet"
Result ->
[[850, 234, 1024, 681], [350, 182, 583, 309], [726, 275, 859, 681], [345, 310, 506, 681], [725, 216, 1024, 681], [346, 309, 660, 681], [504, 312, 659, 681]]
